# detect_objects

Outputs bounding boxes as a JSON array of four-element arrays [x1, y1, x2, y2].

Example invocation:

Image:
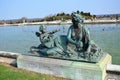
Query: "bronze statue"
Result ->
[[67, 13, 104, 61], [36, 25, 55, 48], [30, 13, 105, 62], [31, 25, 65, 57]]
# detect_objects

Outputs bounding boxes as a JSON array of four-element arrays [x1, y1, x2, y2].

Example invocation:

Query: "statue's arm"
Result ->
[[39, 33, 49, 43], [85, 27, 91, 44], [84, 26, 92, 53], [49, 29, 60, 34]]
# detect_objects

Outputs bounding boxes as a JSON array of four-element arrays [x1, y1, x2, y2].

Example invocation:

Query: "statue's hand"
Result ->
[[76, 41, 83, 48], [49, 34, 53, 38], [36, 32, 40, 37], [86, 46, 91, 53]]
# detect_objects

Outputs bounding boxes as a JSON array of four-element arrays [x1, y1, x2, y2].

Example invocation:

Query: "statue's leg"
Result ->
[[67, 45, 78, 57], [30, 46, 40, 52], [46, 47, 63, 57]]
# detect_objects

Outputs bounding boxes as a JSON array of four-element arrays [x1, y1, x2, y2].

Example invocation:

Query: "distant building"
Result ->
[[96, 14, 120, 20], [0, 18, 42, 24]]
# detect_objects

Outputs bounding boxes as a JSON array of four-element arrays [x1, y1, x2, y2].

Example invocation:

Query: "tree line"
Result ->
[[43, 10, 95, 21], [0, 10, 95, 24]]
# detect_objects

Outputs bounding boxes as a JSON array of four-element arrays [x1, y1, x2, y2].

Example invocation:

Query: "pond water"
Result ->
[[0, 24, 120, 64]]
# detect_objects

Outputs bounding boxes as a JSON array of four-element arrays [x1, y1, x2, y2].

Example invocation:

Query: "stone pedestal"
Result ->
[[17, 54, 111, 80]]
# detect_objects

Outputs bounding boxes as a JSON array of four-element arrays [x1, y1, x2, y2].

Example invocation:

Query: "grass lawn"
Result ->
[[0, 63, 70, 80]]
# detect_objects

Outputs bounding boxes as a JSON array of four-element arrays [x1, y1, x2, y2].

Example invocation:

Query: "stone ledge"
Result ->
[[17, 54, 111, 80], [0, 51, 20, 59]]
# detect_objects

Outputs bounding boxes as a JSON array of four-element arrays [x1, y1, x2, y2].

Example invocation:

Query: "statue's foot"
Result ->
[[30, 46, 40, 53]]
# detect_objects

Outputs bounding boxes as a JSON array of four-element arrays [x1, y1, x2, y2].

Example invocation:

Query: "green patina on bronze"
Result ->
[[30, 13, 105, 62]]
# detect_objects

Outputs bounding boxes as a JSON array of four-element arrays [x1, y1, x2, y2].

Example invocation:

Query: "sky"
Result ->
[[0, 0, 120, 20]]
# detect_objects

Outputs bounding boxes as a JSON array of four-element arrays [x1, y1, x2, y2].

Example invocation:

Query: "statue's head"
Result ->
[[71, 13, 83, 24], [39, 25, 46, 33]]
